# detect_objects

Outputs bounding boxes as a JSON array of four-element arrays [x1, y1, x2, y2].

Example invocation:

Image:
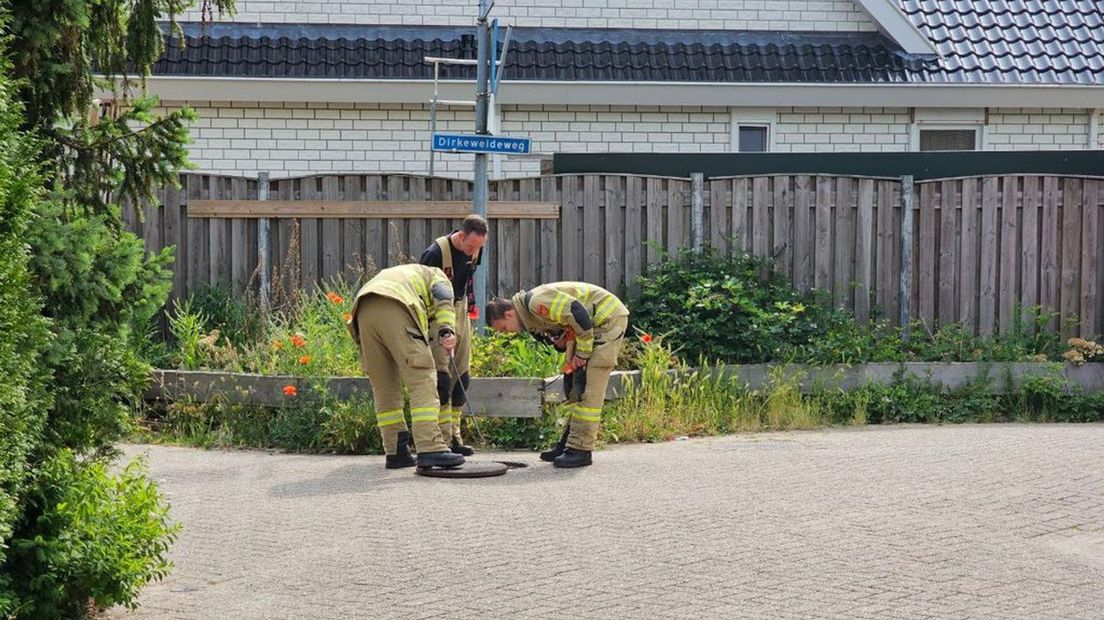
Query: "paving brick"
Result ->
[[107, 425, 1104, 619]]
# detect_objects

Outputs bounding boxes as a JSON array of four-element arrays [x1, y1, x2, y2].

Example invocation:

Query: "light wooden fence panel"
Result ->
[[125, 172, 1104, 338]]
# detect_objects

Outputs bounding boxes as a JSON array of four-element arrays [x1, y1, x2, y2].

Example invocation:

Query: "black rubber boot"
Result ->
[[385, 431, 416, 469], [553, 448, 592, 469], [450, 437, 475, 456], [540, 425, 571, 462], [417, 450, 465, 469]]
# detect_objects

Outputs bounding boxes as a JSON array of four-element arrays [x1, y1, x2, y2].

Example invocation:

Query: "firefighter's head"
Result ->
[[485, 297, 520, 333], [454, 214, 488, 258]]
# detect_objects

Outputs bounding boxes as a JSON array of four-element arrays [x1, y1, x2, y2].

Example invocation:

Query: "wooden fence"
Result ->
[[126, 172, 1104, 338]]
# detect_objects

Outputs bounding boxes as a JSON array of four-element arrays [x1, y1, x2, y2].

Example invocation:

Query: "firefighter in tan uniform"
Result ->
[[485, 283, 629, 468], [418, 215, 487, 456], [347, 264, 466, 470]]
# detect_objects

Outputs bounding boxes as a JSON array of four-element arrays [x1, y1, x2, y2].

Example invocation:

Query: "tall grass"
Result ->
[[602, 335, 854, 443]]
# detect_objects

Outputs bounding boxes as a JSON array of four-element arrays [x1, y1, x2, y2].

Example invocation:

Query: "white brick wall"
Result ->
[[184, 0, 878, 31], [987, 108, 1093, 151], [167, 102, 1097, 178], [773, 107, 911, 152]]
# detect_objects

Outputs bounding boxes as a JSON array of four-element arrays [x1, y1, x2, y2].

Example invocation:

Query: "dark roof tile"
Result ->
[[154, 1, 1104, 87]]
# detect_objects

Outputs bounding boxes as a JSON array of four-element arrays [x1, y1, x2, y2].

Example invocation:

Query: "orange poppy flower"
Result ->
[[291, 334, 307, 348], [640, 333, 654, 344], [272, 340, 284, 350], [342, 312, 352, 322], [283, 384, 298, 397], [298, 355, 312, 365]]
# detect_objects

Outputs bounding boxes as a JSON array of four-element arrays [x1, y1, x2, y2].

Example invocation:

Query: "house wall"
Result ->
[[168, 101, 1100, 178], [181, 0, 879, 31]]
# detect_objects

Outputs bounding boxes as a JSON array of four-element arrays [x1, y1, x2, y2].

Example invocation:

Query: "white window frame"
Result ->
[[910, 108, 987, 151], [730, 108, 776, 152]]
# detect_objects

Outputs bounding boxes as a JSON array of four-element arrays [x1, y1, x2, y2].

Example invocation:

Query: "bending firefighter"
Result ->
[[346, 264, 465, 470], [485, 282, 629, 468], [418, 214, 487, 456]]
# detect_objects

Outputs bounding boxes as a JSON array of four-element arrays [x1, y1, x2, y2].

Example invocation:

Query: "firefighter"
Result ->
[[418, 214, 487, 456], [346, 264, 465, 470], [484, 282, 629, 468]]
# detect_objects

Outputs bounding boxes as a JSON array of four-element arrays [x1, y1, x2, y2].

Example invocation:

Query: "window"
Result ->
[[919, 128, 978, 151], [730, 109, 776, 152], [738, 125, 770, 152]]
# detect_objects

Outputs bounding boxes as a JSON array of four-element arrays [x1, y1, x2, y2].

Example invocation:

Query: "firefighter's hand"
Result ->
[[438, 329, 457, 352], [564, 353, 588, 373], [550, 330, 570, 350]]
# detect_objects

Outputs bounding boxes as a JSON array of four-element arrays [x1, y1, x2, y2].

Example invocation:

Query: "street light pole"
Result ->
[[472, 0, 492, 328]]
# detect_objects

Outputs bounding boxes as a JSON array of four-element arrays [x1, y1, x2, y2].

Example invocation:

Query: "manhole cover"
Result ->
[[415, 461, 509, 478]]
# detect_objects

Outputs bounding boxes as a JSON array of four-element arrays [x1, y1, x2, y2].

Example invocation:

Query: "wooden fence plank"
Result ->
[[385, 176, 407, 266], [407, 176, 428, 261], [1060, 178, 1083, 338], [709, 179, 728, 253], [561, 175, 582, 281], [163, 186, 185, 302], [604, 176, 624, 293], [978, 176, 1000, 336], [342, 175, 364, 278], [518, 178, 540, 291], [938, 180, 958, 327], [275, 178, 296, 296], [959, 178, 979, 329], [917, 181, 936, 326], [1020, 176, 1040, 332], [1081, 180, 1100, 337], [319, 176, 342, 284], [229, 177, 250, 295], [772, 176, 791, 275], [998, 176, 1020, 334], [363, 176, 384, 273], [625, 176, 644, 297], [209, 176, 231, 291], [814, 176, 832, 291], [667, 180, 684, 255], [645, 177, 663, 264], [539, 175, 560, 283], [498, 218, 519, 297], [188, 200, 561, 219], [794, 175, 813, 293], [834, 177, 855, 310], [875, 180, 896, 317], [301, 177, 321, 288], [583, 175, 603, 284], [753, 176, 770, 257], [854, 179, 874, 322], [1040, 176, 1060, 330], [732, 178, 749, 253]]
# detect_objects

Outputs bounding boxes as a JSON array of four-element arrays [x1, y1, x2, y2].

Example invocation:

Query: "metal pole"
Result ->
[[472, 0, 492, 329], [899, 175, 914, 340], [257, 171, 271, 311], [691, 172, 704, 251], [429, 63, 439, 176]]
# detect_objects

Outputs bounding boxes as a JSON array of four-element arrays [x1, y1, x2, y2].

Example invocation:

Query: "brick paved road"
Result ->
[[108, 425, 1104, 619]]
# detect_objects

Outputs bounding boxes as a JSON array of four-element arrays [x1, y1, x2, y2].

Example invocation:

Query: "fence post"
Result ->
[[691, 172, 704, 251], [899, 174, 914, 340], [257, 172, 270, 311]]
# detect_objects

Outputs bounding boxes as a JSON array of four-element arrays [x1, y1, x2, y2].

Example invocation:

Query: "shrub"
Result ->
[[632, 248, 843, 363], [1, 452, 178, 619], [0, 59, 52, 615], [27, 200, 174, 455]]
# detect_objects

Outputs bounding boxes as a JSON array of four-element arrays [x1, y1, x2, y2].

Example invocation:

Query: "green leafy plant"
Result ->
[[2, 451, 179, 618]]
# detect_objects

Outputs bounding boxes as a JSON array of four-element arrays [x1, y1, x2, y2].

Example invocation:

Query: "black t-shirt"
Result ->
[[419, 234, 477, 301]]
